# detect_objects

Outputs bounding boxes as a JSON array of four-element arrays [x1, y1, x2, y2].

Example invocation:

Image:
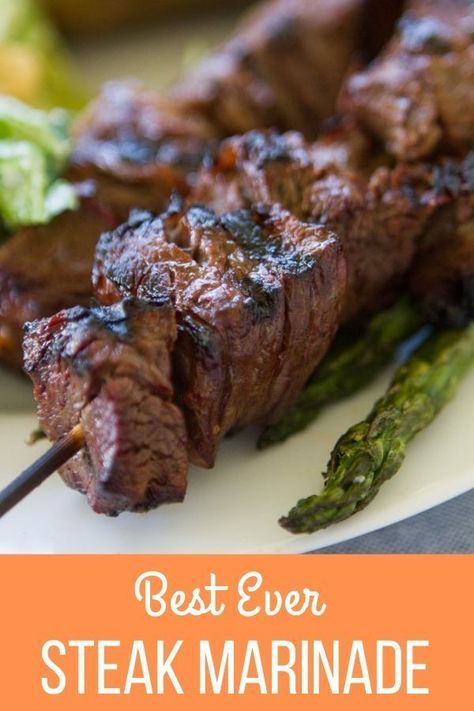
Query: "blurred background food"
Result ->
[[0, 0, 248, 105], [0, 0, 87, 108], [0, 0, 243, 233], [40, 0, 250, 35]]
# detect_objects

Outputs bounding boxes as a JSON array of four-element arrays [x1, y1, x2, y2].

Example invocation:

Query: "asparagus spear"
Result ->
[[280, 323, 474, 534], [258, 298, 422, 449]]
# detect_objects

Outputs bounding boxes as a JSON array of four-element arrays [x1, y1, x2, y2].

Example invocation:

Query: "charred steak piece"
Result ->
[[70, 82, 217, 220], [0, 203, 114, 370], [190, 129, 436, 321], [24, 299, 187, 515], [172, 0, 376, 139], [92, 204, 345, 469], [340, 0, 474, 161]]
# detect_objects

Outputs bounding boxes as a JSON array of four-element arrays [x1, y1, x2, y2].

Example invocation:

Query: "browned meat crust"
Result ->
[[340, 0, 474, 160], [24, 299, 187, 514]]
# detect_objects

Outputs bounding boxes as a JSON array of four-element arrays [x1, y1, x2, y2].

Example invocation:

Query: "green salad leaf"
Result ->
[[0, 96, 77, 232]]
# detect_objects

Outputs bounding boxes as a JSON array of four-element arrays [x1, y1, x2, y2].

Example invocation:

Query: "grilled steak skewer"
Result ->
[[4, 0, 470, 373], [2, 0, 391, 371], [23, 127, 474, 515], [25, 203, 343, 512]]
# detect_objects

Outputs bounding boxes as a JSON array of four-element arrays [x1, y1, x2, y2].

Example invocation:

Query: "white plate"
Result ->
[[0, 363, 473, 553], [0, 15, 473, 552]]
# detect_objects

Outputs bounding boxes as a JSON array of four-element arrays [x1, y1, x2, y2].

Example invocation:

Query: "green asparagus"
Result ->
[[258, 299, 422, 449], [280, 323, 474, 534]]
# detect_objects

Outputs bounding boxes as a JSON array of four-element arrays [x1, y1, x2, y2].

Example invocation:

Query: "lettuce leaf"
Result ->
[[0, 96, 77, 231]]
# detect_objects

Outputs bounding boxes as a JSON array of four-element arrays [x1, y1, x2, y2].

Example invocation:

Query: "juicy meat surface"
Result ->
[[172, 0, 370, 139], [0, 204, 113, 370], [24, 299, 187, 515], [93, 204, 345, 468], [190, 129, 435, 320], [70, 82, 217, 220], [340, 0, 474, 160]]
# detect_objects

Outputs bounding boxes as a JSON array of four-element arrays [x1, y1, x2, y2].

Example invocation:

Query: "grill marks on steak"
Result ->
[[93, 204, 344, 468], [0, 204, 113, 370], [70, 82, 217, 220], [190, 129, 436, 321], [23, 299, 187, 515], [340, 0, 474, 160]]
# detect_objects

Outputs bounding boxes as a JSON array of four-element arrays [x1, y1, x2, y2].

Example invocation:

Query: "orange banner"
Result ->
[[0, 555, 471, 708]]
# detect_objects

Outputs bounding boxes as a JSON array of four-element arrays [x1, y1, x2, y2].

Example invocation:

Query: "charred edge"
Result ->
[[398, 13, 453, 55], [240, 274, 280, 321], [178, 315, 217, 357], [44, 300, 156, 374], [221, 209, 315, 276], [431, 153, 474, 197], [240, 130, 295, 169]]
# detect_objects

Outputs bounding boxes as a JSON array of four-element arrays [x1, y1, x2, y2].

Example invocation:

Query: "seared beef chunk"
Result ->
[[23, 299, 187, 515], [340, 0, 474, 160], [70, 82, 217, 219], [93, 205, 344, 467], [190, 129, 435, 320], [0, 204, 113, 370], [172, 0, 370, 139]]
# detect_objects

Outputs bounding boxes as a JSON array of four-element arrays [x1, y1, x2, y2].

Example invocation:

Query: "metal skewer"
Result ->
[[0, 424, 84, 518]]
